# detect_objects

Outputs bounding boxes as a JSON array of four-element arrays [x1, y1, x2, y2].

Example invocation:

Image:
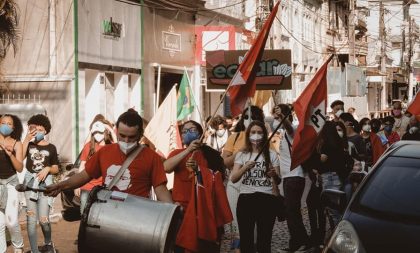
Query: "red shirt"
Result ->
[[85, 144, 167, 198], [80, 142, 104, 191], [167, 149, 208, 210], [386, 131, 400, 145]]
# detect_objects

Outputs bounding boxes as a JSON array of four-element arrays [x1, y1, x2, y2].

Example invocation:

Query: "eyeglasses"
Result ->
[[181, 128, 198, 135]]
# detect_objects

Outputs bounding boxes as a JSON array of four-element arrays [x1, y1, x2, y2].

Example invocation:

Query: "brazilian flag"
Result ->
[[177, 71, 196, 120]]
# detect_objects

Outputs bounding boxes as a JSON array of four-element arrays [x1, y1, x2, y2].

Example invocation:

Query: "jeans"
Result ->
[[0, 183, 24, 252], [306, 180, 325, 246], [237, 192, 276, 253], [24, 192, 52, 253], [283, 177, 309, 249], [321, 172, 342, 227]]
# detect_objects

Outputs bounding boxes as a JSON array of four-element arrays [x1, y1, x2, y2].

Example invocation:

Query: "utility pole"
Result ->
[[408, 16, 414, 100], [379, 1, 386, 110], [349, 0, 356, 64]]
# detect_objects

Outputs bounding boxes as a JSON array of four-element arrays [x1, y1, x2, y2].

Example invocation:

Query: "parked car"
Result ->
[[322, 141, 420, 253]]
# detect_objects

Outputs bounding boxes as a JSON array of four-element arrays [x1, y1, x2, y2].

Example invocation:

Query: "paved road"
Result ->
[[8, 177, 319, 253]]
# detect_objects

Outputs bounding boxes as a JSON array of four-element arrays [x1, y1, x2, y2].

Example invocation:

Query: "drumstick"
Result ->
[[15, 184, 46, 193]]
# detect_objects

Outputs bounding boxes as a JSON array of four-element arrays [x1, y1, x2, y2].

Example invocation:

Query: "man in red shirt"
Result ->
[[45, 109, 173, 203]]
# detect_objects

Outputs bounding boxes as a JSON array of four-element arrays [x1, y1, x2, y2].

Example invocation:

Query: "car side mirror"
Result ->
[[321, 189, 347, 213]]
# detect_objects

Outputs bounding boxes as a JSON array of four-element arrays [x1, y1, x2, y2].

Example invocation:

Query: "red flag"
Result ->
[[228, 1, 280, 117], [407, 90, 420, 116], [176, 156, 232, 252], [291, 56, 333, 170]]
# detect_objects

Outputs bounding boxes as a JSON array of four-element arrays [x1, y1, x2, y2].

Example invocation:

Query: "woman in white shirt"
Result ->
[[230, 120, 280, 253]]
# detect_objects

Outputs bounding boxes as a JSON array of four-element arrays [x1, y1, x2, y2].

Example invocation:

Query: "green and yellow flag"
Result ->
[[177, 71, 196, 120]]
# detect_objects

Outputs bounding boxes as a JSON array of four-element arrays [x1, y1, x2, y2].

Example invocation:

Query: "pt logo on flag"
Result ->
[[306, 100, 327, 134]]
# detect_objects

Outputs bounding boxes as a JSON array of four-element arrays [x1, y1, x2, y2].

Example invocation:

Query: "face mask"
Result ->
[[393, 109, 402, 116], [0, 124, 13, 136], [243, 119, 251, 129], [216, 129, 225, 137], [183, 131, 200, 145], [335, 109, 344, 117], [272, 119, 280, 131], [94, 133, 104, 142], [409, 126, 419, 135], [249, 134, 263, 145], [35, 132, 45, 142], [384, 125, 393, 132], [337, 131, 344, 138], [362, 125, 371, 132], [118, 141, 138, 155]]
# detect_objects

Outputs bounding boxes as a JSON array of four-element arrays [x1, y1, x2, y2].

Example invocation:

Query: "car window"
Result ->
[[357, 156, 420, 219]]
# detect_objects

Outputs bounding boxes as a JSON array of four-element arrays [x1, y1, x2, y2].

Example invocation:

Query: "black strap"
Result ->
[[232, 132, 241, 146], [284, 132, 292, 155]]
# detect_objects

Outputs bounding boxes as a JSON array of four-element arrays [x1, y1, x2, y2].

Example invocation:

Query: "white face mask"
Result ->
[[362, 125, 371, 132], [272, 119, 280, 131], [337, 131, 344, 138], [216, 129, 226, 137], [244, 119, 251, 129], [249, 134, 263, 145], [118, 141, 138, 155], [409, 126, 419, 135], [93, 133, 104, 143], [335, 109, 344, 117]]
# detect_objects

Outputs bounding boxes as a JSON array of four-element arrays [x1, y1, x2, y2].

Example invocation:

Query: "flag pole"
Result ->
[[254, 104, 292, 162], [184, 67, 204, 123], [198, 77, 236, 142]]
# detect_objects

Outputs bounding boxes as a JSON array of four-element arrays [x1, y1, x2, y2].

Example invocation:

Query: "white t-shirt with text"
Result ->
[[234, 150, 280, 195]]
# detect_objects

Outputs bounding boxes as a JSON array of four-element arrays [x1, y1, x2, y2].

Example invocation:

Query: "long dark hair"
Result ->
[[336, 121, 349, 150], [317, 121, 345, 153], [243, 120, 271, 174], [1, 114, 23, 140]]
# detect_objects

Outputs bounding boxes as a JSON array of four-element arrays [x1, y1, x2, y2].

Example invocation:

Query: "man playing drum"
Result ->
[[45, 109, 173, 203]]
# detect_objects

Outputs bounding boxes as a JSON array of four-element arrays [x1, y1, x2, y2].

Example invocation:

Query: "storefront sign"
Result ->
[[206, 50, 292, 90], [102, 17, 122, 39], [162, 25, 181, 56]]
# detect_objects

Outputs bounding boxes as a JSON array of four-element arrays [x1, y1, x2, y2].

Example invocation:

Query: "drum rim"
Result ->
[[78, 185, 105, 252]]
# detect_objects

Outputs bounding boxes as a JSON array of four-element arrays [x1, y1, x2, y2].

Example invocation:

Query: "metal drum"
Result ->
[[78, 186, 181, 253]]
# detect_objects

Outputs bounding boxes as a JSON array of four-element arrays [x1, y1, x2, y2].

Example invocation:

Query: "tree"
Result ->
[[0, 0, 18, 61]]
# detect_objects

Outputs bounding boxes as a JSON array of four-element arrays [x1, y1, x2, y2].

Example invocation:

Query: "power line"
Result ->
[[275, 16, 349, 55]]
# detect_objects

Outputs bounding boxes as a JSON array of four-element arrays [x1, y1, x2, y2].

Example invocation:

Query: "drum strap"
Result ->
[[106, 144, 145, 190]]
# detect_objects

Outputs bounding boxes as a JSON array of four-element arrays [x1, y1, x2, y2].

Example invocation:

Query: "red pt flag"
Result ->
[[407, 90, 420, 116], [291, 56, 333, 170], [228, 1, 280, 117]]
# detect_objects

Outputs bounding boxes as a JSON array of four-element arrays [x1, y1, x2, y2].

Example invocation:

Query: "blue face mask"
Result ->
[[35, 132, 45, 142], [384, 125, 393, 132], [183, 131, 200, 145], [0, 124, 13, 137]]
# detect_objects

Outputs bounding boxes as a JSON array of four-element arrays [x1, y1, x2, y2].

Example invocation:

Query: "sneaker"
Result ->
[[38, 243, 56, 253]]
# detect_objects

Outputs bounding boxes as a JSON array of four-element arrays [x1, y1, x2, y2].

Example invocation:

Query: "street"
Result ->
[[8, 190, 315, 253]]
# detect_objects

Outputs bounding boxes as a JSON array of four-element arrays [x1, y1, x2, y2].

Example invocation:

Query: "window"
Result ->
[[357, 156, 420, 220]]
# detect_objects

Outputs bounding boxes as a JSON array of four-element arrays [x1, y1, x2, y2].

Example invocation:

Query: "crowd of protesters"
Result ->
[[0, 98, 419, 253]]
